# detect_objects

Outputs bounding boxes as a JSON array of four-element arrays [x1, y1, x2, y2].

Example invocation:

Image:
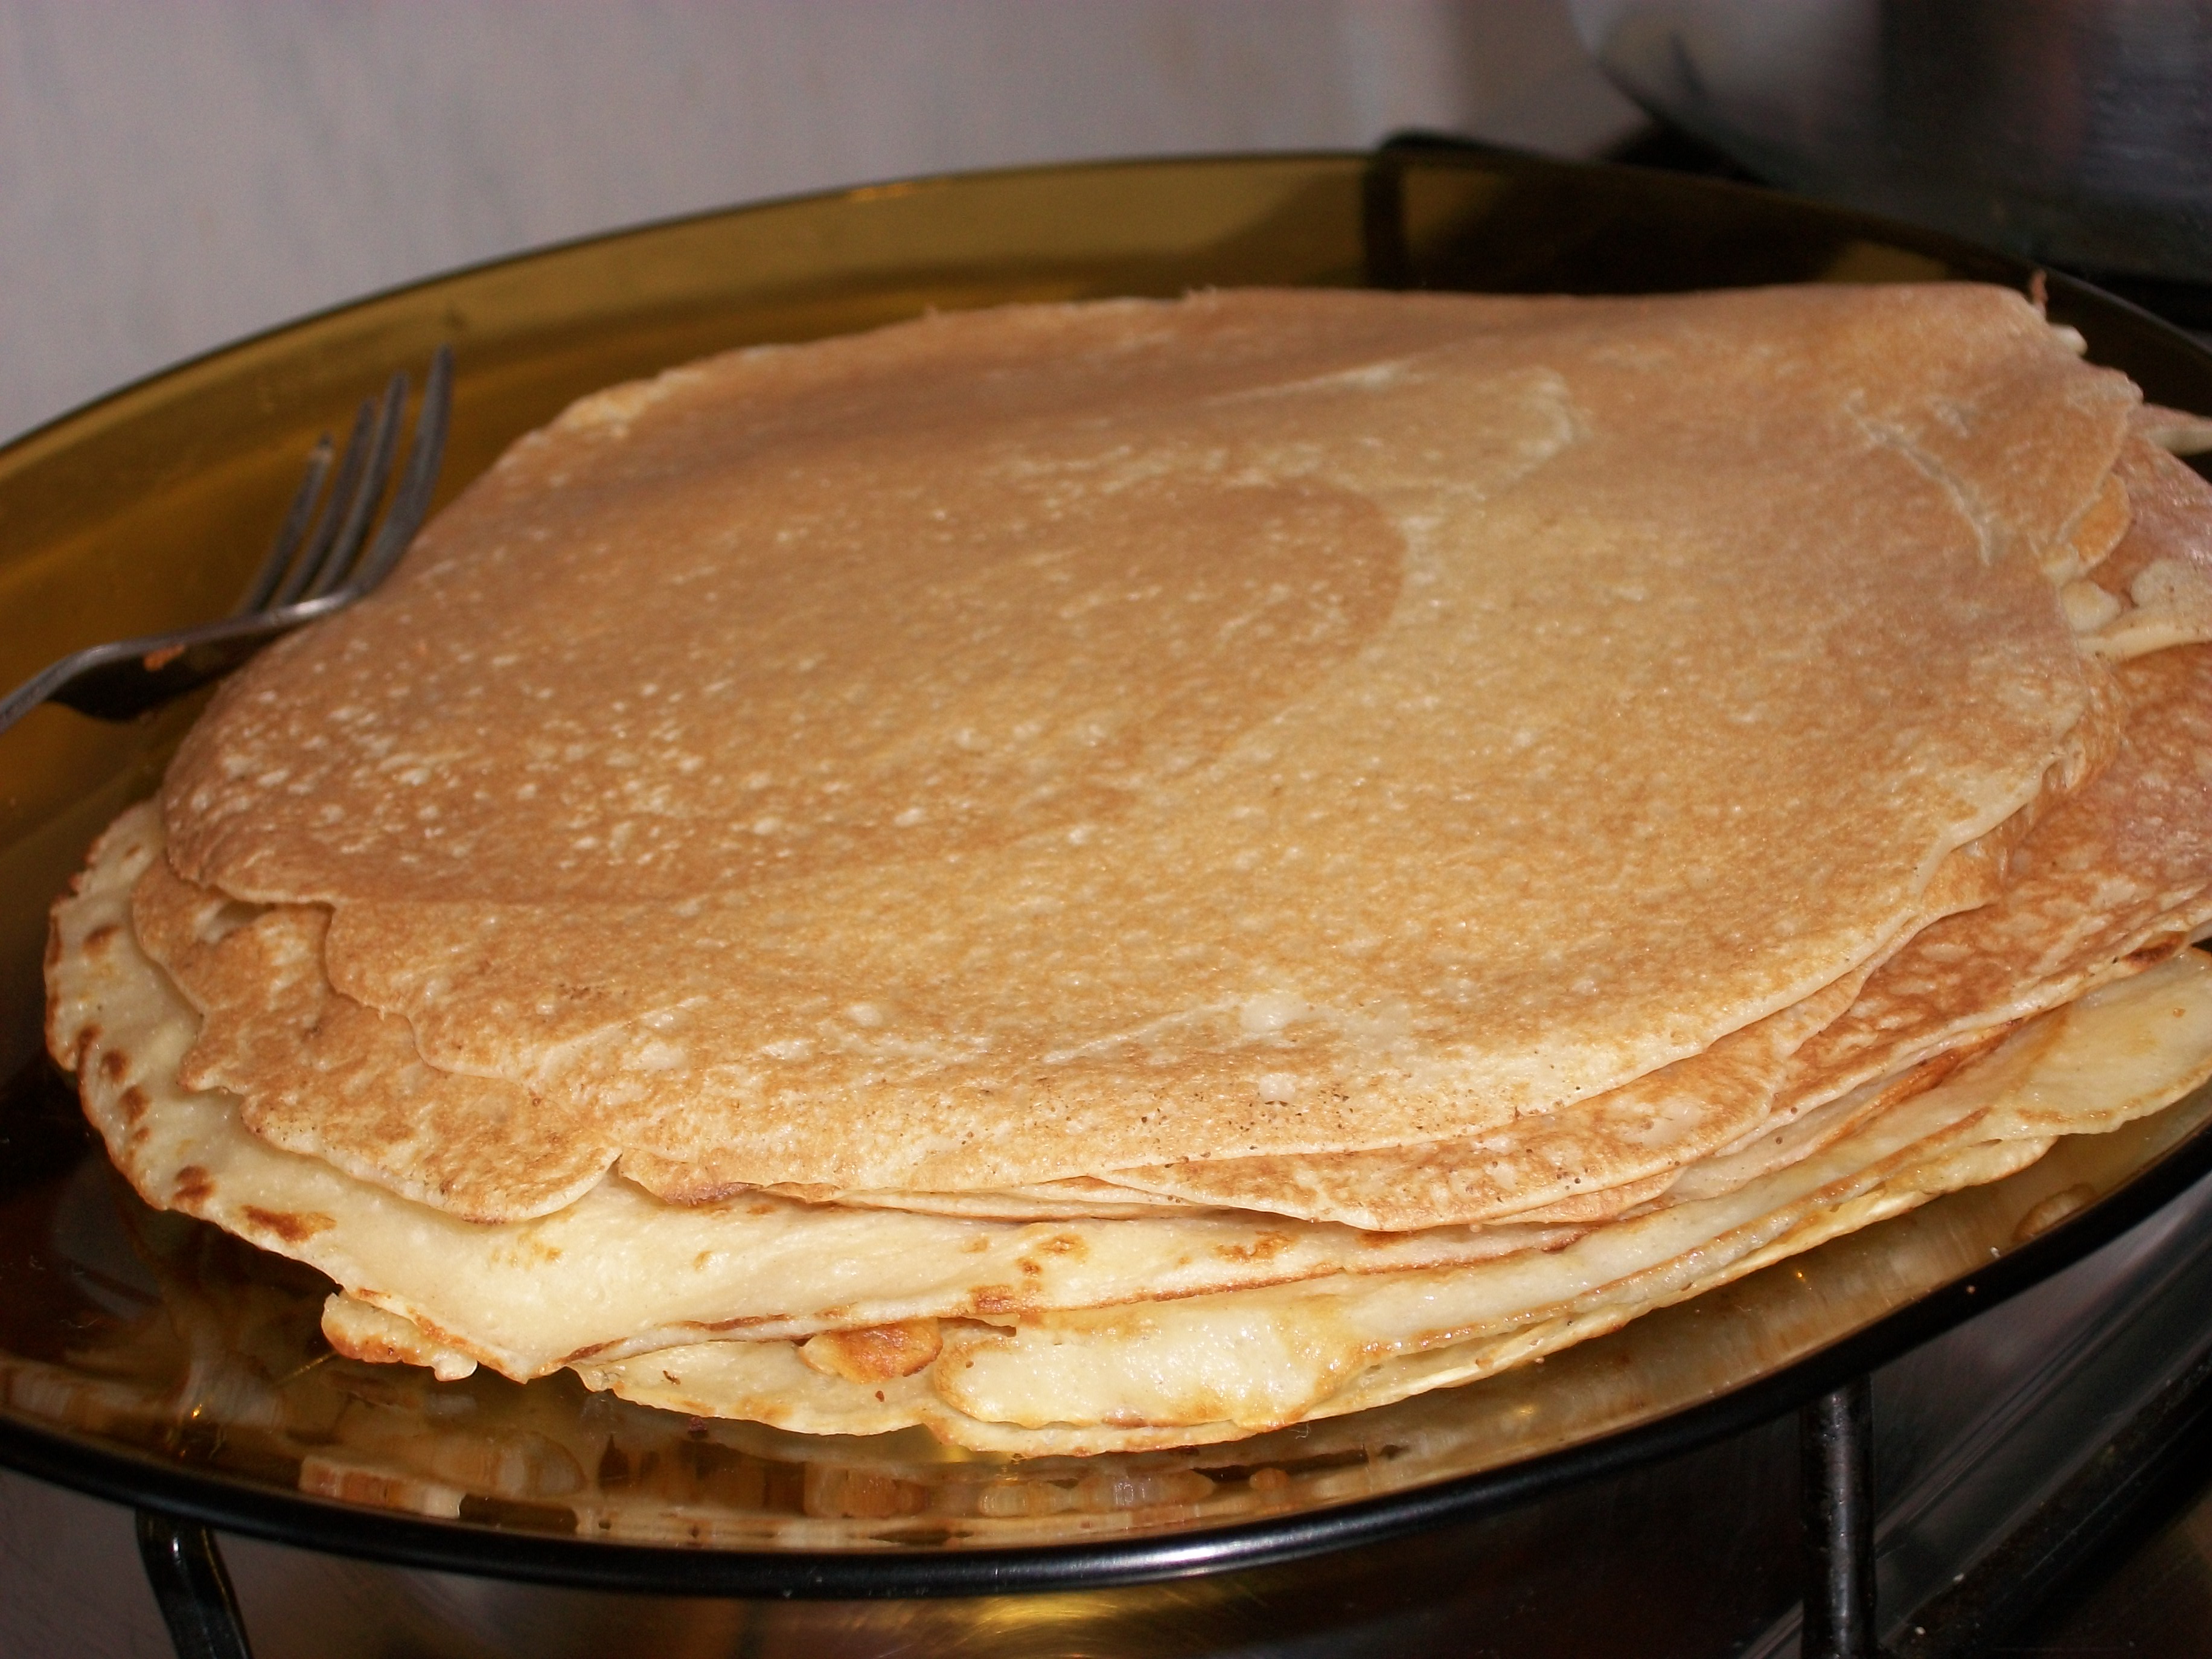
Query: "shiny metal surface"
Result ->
[[2013, 1467, 2212, 1655], [1801, 1381, 1877, 1659], [1571, 0, 2212, 281], [4, 149, 2212, 1599]]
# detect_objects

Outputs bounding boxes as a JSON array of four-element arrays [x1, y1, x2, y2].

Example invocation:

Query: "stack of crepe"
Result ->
[[46, 286, 2212, 1454]]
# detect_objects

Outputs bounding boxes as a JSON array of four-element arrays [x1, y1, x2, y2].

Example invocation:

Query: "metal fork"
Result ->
[[0, 347, 453, 735]]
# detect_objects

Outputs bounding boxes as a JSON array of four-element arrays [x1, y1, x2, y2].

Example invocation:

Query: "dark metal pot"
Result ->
[[1572, 0, 2212, 282]]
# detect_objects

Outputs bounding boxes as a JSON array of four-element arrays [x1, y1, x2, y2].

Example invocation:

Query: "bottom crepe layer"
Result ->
[[48, 802, 2212, 1451]]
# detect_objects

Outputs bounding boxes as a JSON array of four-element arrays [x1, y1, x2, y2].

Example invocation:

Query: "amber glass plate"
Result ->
[[3, 142, 2211, 1597]]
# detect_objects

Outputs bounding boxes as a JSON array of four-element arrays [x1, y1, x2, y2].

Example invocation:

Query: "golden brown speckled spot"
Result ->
[[1212, 1233, 1294, 1264], [98, 1047, 129, 1082], [239, 1205, 334, 1243], [968, 1287, 1029, 1315], [2127, 938, 2185, 970], [118, 1085, 150, 1127], [800, 1319, 942, 1383], [82, 922, 118, 954], [695, 1312, 783, 1333], [1035, 1233, 1088, 1258], [171, 1165, 214, 1205]]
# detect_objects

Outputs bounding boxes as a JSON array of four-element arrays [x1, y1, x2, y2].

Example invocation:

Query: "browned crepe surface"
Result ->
[[51, 797, 2212, 1450], [1082, 441, 2212, 1226], [129, 866, 607, 1220], [156, 286, 2134, 1212], [1113, 638, 2212, 1227]]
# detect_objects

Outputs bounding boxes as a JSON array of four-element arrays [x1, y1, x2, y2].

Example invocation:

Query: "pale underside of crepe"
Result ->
[[2135, 403, 2212, 456], [48, 807, 2212, 1451], [764, 1178, 1209, 1223], [152, 285, 2141, 1214]]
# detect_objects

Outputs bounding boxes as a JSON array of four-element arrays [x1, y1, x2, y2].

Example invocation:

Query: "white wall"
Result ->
[[0, 1, 1640, 444]]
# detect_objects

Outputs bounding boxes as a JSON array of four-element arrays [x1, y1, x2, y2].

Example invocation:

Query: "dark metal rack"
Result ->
[[123, 1352, 2212, 1658], [137, 1512, 255, 1659], [1801, 1383, 1878, 1659]]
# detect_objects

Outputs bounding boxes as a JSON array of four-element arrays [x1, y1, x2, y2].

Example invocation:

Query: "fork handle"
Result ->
[[0, 595, 346, 733]]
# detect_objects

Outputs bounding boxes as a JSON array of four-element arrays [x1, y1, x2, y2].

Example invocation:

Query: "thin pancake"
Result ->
[[2076, 438, 2212, 661], [1103, 633, 2212, 1229], [51, 814, 1583, 1383], [771, 1179, 1208, 1222], [576, 953, 2212, 1451], [129, 865, 602, 1222], [157, 287, 2129, 1210], [54, 794, 2212, 1447]]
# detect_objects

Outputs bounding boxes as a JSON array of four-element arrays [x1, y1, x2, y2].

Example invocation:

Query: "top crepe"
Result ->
[[158, 286, 2136, 1218]]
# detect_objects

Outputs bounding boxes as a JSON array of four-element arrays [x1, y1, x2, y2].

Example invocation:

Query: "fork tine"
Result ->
[[347, 347, 453, 597], [294, 372, 406, 604], [0, 349, 455, 738], [308, 372, 408, 599], [234, 435, 334, 614], [272, 397, 378, 608]]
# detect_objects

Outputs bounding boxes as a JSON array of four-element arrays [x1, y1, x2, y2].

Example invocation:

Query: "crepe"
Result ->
[[157, 285, 2135, 1213], [1104, 587, 2212, 1230], [475, 953, 2212, 1451], [57, 810, 1587, 1381], [59, 636, 2212, 1375], [45, 283, 2212, 1454], [49, 799, 2212, 1451]]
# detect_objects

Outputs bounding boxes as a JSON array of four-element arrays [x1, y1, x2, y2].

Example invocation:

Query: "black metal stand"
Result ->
[[136, 1509, 254, 1659], [126, 1386, 1885, 1659], [1801, 1378, 1879, 1659]]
